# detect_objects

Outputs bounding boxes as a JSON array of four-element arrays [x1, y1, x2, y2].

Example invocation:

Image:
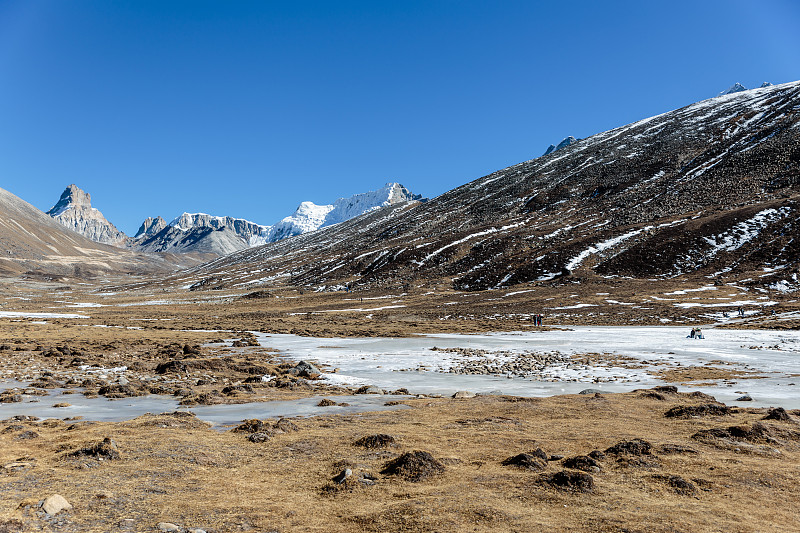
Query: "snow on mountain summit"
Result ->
[[718, 82, 748, 96], [133, 182, 422, 255], [542, 136, 579, 157]]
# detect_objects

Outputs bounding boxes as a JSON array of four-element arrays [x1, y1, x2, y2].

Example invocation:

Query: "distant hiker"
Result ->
[[689, 328, 696, 339], [696, 328, 703, 339], [723, 311, 729, 318]]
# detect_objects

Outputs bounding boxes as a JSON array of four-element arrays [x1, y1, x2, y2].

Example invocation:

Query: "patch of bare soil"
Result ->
[[651, 365, 768, 384]]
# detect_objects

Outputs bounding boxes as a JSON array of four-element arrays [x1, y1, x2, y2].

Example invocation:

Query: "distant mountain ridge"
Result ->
[[134, 182, 422, 254], [44, 182, 423, 256]]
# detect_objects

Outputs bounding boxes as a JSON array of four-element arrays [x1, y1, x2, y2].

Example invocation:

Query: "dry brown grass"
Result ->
[[1, 391, 799, 532]]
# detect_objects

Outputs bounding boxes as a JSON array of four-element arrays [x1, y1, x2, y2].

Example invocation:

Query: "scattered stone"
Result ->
[[157, 522, 181, 532], [381, 451, 445, 482], [317, 398, 338, 407], [41, 494, 72, 515], [736, 395, 753, 402], [547, 454, 564, 461], [354, 434, 397, 448], [762, 407, 791, 421], [52, 402, 71, 408], [664, 404, 732, 418], [452, 390, 476, 399], [605, 439, 653, 456], [539, 470, 594, 492], [15, 430, 39, 440], [578, 388, 605, 395], [501, 453, 547, 471]]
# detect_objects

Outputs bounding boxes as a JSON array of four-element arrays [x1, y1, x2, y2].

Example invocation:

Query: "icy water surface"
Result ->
[[255, 326, 800, 409], [2, 326, 798, 424], [0, 382, 408, 428]]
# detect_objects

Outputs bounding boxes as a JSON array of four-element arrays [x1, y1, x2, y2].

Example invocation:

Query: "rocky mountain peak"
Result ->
[[542, 136, 579, 157], [47, 184, 92, 216], [718, 82, 748, 96], [134, 216, 167, 238], [46, 184, 128, 246]]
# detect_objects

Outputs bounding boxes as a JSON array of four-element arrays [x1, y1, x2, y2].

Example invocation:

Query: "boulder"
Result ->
[[41, 494, 72, 515]]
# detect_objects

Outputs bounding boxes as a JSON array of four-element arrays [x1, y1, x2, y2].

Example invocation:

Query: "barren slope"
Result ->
[[181, 81, 800, 293], [0, 187, 173, 278]]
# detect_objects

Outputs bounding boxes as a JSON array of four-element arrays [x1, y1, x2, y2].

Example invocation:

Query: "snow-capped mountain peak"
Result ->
[[718, 82, 748, 96], [132, 182, 422, 255], [542, 136, 579, 157]]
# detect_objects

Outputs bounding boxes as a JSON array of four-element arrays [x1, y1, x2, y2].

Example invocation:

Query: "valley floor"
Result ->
[[1, 276, 799, 532]]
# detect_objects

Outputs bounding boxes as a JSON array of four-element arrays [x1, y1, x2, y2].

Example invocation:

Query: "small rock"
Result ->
[[333, 468, 352, 484], [579, 388, 605, 395], [288, 361, 321, 377], [736, 395, 753, 402], [356, 385, 384, 395], [248, 432, 270, 443], [157, 522, 181, 532], [452, 390, 476, 399], [41, 494, 72, 515]]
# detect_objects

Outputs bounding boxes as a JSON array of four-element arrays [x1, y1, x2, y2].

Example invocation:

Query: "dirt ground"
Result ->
[[1, 276, 799, 532]]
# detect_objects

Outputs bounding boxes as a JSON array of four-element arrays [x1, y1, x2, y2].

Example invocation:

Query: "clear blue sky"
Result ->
[[1, 0, 799, 235]]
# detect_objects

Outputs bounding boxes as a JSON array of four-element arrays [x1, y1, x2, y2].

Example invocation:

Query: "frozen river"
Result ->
[[1, 326, 798, 425], [255, 325, 800, 409]]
